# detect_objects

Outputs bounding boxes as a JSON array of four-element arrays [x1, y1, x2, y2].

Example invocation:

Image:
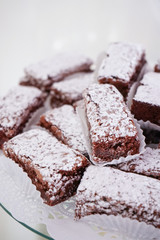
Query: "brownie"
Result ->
[[3, 129, 89, 206], [154, 59, 160, 72], [113, 148, 160, 179], [20, 53, 93, 91], [50, 72, 94, 108], [83, 83, 140, 164], [0, 86, 46, 148], [39, 105, 87, 155], [75, 165, 160, 228], [97, 42, 146, 99], [131, 72, 160, 126]]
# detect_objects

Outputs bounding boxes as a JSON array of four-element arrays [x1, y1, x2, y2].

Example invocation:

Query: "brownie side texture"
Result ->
[[3, 129, 89, 206], [98, 42, 146, 99], [83, 83, 140, 163], [75, 166, 160, 228], [20, 53, 93, 91], [131, 100, 160, 125], [131, 72, 160, 126], [0, 86, 46, 148], [113, 148, 160, 179]]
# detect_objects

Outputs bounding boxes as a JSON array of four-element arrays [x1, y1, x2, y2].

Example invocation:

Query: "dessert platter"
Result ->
[[0, 42, 160, 240]]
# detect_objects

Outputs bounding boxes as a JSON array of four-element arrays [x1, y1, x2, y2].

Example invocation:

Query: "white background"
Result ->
[[0, 0, 160, 239]]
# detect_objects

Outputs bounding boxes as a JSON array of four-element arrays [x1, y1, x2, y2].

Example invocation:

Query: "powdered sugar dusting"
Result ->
[[76, 165, 160, 227], [98, 42, 145, 82], [117, 147, 160, 177], [52, 72, 94, 102], [133, 72, 160, 106], [3, 129, 87, 183], [42, 105, 86, 154], [24, 53, 93, 81], [0, 86, 44, 132], [84, 83, 138, 142]]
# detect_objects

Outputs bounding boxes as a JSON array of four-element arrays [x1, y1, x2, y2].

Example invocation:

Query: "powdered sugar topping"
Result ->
[[84, 83, 138, 142], [117, 147, 160, 176], [133, 72, 160, 106], [52, 72, 94, 101], [76, 165, 160, 225], [0, 86, 43, 131], [3, 129, 87, 183], [43, 105, 86, 154], [98, 42, 145, 82], [25, 53, 93, 81]]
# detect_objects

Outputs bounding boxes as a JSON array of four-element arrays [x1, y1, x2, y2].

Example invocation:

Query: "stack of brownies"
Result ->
[[1, 43, 160, 229]]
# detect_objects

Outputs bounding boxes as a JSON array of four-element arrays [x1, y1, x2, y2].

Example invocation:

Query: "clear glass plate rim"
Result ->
[[0, 203, 54, 240]]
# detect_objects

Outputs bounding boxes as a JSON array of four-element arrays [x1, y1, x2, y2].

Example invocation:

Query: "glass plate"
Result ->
[[0, 151, 160, 240], [0, 203, 53, 240], [1, 1, 160, 239]]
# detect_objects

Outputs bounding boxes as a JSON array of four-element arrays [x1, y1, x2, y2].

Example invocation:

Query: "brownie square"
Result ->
[[114, 148, 160, 179], [83, 83, 140, 163], [39, 105, 87, 155], [75, 165, 160, 228], [97, 42, 146, 99], [20, 53, 93, 91], [0, 86, 46, 148], [154, 59, 160, 73], [131, 72, 160, 126], [50, 72, 94, 108], [3, 129, 89, 206]]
